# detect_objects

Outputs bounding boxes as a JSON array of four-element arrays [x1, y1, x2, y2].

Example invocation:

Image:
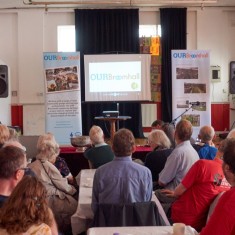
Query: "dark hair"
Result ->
[[176, 119, 193, 141], [223, 138, 235, 174], [0, 146, 26, 179], [151, 119, 165, 128], [0, 176, 53, 234], [112, 128, 135, 157]]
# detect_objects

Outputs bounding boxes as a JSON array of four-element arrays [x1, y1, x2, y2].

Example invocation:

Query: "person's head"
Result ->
[[89, 125, 104, 145], [8, 128, 19, 141], [0, 124, 10, 146], [0, 176, 53, 234], [175, 119, 193, 143], [148, 130, 171, 150], [0, 145, 27, 185], [151, 120, 165, 130], [36, 133, 60, 163], [198, 125, 215, 143], [221, 138, 235, 186], [112, 128, 135, 157], [227, 128, 235, 139]]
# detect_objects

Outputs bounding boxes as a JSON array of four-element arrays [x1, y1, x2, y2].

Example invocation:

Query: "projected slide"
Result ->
[[89, 61, 141, 92], [84, 54, 151, 102]]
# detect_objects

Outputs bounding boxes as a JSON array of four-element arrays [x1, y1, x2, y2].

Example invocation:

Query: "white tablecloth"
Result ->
[[71, 169, 96, 235], [87, 226, 198, 235], [71, 169, 170, 235]]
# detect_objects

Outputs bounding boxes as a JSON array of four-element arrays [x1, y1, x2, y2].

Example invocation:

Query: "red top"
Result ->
[[172, 159, 230, 231], [200, 187, 235, 235]]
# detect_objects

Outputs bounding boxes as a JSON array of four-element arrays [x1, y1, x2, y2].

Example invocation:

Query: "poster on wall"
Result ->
[[43, 52, 82, 145], [171, 50, 210, 139]]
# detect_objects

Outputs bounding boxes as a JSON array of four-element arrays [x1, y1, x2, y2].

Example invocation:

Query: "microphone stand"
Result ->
[[171, 105, 194, 128]]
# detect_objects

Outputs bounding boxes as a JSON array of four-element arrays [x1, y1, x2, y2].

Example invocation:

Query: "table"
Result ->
[[60, 145, 151, 177], [94, 116, 131, 141], [71, 169, 170, 235], [71, 169, 96, 235], [87, 226, 198, 235]]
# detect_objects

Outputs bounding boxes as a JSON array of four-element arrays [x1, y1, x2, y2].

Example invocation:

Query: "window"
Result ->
[[57, 25, 75, 52], [139, 25, 161, 37]]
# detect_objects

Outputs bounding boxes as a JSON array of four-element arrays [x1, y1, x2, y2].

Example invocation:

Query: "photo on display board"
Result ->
[[176, 67, 198, 80], [182, 114, 200, 127], [184, 83, 206, 93], [45, 66, 79, 93]]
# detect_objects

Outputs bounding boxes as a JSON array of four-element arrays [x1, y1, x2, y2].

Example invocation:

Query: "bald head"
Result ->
[[3, 140, 26, 152], [199, 125, 215, 143]]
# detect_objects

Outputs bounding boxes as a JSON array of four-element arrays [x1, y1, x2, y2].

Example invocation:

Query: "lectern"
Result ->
[[94, 116, 131, 141]]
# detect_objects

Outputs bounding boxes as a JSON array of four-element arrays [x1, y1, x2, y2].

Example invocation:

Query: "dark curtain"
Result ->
[[75, 9, 144, 138], [160, 8, 187, 122]]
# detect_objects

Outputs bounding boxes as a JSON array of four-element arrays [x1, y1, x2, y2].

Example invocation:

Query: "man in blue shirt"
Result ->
[[91, 128, 152, 213]]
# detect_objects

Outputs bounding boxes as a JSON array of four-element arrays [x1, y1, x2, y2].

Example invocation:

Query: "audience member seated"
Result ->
[[200, 138, 235, 235], [84, 125, 114, 169], [145, 130, 173, 186], [0, 145, 27, 208], [0, 124, 10, 148], [192, 125, 217, 160], [151, 119, 165, 130], [161, 158, 230, 231], [162, 122, 176, 148], [151, 120, 175, 147], [0, 176, 57, 235], [155, 119, 199, 210], [28, 133, 77, 234], [36, 133, 74, 184], [92, 128, 152, 213], [227, 128, 235, 138]]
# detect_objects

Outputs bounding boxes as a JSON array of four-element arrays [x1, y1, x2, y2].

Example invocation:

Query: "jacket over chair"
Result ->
[[91, 201, 167, 227]]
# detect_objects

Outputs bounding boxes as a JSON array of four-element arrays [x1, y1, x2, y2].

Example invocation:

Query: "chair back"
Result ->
[[91, 201, 167, 227]]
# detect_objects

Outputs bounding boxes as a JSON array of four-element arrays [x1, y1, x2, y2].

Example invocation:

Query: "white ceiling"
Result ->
[[1, 0, 235, 9]]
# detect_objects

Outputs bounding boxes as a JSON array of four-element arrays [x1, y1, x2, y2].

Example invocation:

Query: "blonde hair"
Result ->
[[0, 176, 53, 234], [148, 130, 171, 149], [36, 133, 60, 162], [89, 125, 104, 145], [0, 124, 10, 145]]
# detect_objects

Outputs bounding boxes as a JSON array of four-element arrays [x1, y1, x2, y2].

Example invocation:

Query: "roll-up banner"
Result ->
[[43, 52, 82, 145], [171, 50, 211, 140]]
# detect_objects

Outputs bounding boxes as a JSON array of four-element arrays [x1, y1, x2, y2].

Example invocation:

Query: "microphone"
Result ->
[[189, 101, 200, 106]]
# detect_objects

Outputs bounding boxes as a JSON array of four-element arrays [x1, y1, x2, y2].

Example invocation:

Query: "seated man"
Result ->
[[92, 128, 152, 213], [192, 125, 218, 160], [161, 158, 230, 231], [84, 125, 114, 168], [155, 119, 199, 210], [145, 130, 173, 184], [0, 145, 27, 207], [200, 138, 235, 235]]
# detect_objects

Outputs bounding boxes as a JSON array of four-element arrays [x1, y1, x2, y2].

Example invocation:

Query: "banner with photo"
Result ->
[[43, 52, 82, 145], [171, 50, 210, 140]]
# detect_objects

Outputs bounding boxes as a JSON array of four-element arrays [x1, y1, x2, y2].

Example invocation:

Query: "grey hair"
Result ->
[[36, 133, 59, 162], [148, 129, 171, 149], [227, 129, 235, 139], [89, 125, 104, 145], [199, 125, 215, 143]]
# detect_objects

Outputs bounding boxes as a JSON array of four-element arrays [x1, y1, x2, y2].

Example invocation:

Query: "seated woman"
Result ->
[[84, 125, 114, 168], [145, 130, 173, 189], [0, 175, 57, 235], [28, 133, 77, 234]]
